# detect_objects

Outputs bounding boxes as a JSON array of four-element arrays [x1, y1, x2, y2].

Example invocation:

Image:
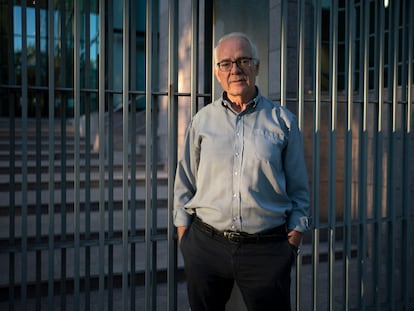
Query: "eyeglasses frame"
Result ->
[[216, 57, 257, 72]]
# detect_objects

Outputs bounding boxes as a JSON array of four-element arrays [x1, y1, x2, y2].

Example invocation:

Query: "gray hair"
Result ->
[[214, 32, 259, 63]]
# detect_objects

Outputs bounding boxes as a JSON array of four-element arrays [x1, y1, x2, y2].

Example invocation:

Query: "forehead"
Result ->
[[216, 37, 252, 60]]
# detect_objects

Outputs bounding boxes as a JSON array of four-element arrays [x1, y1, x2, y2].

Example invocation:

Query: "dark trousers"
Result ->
[[180, 223, 295, 311]]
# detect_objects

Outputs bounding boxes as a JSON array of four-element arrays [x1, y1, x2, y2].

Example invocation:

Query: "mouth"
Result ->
[[230, 78, 246, 84]]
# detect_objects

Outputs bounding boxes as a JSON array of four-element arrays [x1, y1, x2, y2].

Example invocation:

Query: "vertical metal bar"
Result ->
[[108, 105, 114, 311], [387, 0, 400, 308], [385, 0, 395, 308], [297, 0, 305, 130], [191, 0, 199, 115], [151, 105, 158, 308], [344, 0, 354, 309], [357, 2, 364, 101], [34, 4, 42, 309], [407, 0, 413, 136], [20, 1, 28, 309], [150, 1, 159, 307], [47, 0, 56, 310], [373, 1, 379, 97], [74, 0, 81, 308], [399, 1, 408, 309], [98, 0, 106, 309], [328, 1, 338, 310], [280, 0, 287, 106], [84, 2, 92, 309], [145, 0, 154, 309], [296, 0, 305, 309], [400, 0, 407, 102], [7, 1, 16, 309], [358, 1, 370, 309], [203, 1, 213, 105], [129, 0, 137, 309], [402, 1, 413, 309], [59, 1, 68, 306], [373, 2, 385, 310], [167, 1, 179, 310], [106, 1, 114, 309], [122, 0, 130, 309], [312, 0, 322, 309]]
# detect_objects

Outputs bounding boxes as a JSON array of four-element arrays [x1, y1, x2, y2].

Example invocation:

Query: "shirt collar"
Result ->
[[221, 87, 260, 111]]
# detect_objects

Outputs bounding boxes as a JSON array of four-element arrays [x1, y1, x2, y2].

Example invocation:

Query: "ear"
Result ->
[[214, 67, 222, 83], [255, 60, 260, 76]]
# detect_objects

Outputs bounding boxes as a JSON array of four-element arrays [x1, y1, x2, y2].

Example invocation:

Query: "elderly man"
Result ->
[[174, 32, 310, 311]]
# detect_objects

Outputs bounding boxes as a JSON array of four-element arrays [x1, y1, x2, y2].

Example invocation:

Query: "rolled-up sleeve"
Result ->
[[173, 121, 199, 227], [282, 117, 311, 232]]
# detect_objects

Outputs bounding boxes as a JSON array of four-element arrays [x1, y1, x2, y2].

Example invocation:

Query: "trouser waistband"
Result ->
[[192, 216, 287, 244]]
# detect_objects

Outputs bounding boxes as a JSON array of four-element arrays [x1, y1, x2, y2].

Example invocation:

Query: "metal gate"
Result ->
[[0, 0, 413, 310]]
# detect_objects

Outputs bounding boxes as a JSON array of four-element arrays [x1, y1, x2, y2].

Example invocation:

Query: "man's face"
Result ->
[[214, 37, 259, 101]]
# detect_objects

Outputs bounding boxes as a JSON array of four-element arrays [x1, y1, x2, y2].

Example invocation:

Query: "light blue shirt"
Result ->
[[174, 90, 310, 233]]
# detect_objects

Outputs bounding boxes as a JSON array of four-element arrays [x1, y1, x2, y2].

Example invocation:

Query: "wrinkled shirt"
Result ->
[[174, 90, 310, 233]]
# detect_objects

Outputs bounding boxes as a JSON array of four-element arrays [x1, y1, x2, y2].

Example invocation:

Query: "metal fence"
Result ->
[[0, 0, 413, 310]]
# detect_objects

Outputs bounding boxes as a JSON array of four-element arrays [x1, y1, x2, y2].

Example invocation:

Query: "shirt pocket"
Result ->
[[253, 129, 285, 162]]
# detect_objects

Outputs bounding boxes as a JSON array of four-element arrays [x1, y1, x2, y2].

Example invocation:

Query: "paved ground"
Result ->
[[0, 257, 368, 311], [1, 282, 190, 311]]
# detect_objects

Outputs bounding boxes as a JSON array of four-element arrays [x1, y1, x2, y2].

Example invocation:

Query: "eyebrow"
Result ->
[[217, 56, 252, 62]]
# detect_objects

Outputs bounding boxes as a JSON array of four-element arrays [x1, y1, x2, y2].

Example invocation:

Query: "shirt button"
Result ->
[[235, 152, 239, 157], [234, 171, 238, 176]]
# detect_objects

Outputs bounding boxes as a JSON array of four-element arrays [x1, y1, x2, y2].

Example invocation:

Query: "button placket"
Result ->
[[231, 115, 244, 231]]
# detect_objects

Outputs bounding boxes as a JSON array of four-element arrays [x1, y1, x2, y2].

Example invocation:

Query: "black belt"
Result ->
[[192, 216, 287, 244]]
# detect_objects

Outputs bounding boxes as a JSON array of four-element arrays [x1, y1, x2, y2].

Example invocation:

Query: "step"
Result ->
[[0, 152, 101, 162], [0, 182, 169, 208], [0, 204, 171, 241], [0, 141, 89, 152], [0, 204, 183, 289], [0, 160, 160, 174], [0, 170, 168, 192], [0, 238, 185, 288], [0, 152, 148, 166]]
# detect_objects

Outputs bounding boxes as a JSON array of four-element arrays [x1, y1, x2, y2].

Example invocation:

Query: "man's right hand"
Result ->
[[177, 226, 188, 244]]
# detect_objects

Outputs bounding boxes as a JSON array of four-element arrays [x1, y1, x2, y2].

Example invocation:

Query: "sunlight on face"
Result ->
[[214, 36, 259, 103]]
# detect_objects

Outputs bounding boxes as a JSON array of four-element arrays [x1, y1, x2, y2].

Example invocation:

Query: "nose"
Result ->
[[230, 61, 242, 73]]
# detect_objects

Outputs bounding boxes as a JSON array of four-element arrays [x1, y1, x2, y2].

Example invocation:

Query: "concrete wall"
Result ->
[[213, 0, 269, 100]]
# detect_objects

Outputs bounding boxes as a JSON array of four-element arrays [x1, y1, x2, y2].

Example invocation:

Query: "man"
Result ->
[[174, 32, 310, 311]]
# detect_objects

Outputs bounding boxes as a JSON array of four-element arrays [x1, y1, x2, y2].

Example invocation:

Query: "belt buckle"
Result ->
[[224, 231, 242, 243]]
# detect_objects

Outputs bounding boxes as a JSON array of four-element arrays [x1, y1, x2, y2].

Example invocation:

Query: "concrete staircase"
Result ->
[[0, 115, 182, 300]]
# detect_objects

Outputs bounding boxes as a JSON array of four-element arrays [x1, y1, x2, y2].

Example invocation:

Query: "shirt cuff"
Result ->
[[288, 215, 312, 232], [173, 209, 193, 227]]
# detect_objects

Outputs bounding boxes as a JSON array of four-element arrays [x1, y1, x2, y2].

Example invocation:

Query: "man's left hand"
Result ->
[[287, 230, 303, 248]]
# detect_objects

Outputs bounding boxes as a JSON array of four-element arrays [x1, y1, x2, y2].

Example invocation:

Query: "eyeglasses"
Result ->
[[216, 57, 256, 72]]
